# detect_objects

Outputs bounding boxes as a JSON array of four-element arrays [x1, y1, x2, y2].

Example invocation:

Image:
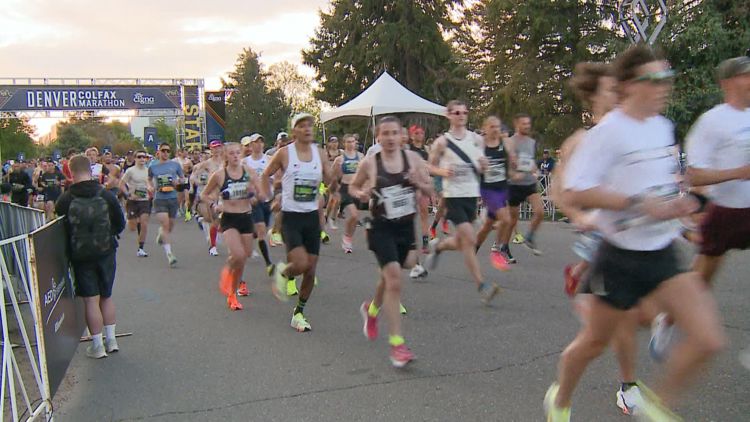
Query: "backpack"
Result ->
[[67, 188, 112, 261]]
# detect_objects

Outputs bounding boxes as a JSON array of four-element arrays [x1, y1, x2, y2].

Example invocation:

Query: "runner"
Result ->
[[37, 159, 65, 220], [323, 136, 342, 230], [350, 116, 434, 367], [474, 116, 511, 271], [173, 148, 193, 220], [190, 141, 225, 256], [268, 132, 292, 248], [424, 100, 500, 304], [331, 134, 364, 253], [120, 150, 152, 257], [500, 114, 545, 260], [102, 151, 122, 203], [261, 113, 337, 332], [241, 133, 276, 276], [85, 147, 109, 185], [201, 142, 264, 310], [407, 125, 431, 253], [545, 45, 726, 422], [148, 143, 184, 268]]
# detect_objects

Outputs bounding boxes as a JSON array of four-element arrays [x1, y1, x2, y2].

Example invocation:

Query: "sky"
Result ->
[[0, 0, 330, 136]]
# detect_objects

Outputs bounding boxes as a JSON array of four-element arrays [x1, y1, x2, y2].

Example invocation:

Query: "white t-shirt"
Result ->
[[686, 103, 750, 208], [565, 109, 681, 251], [123, 166, 150, 201], [440, 131, 484, 198], [243, 154, 272, 201]]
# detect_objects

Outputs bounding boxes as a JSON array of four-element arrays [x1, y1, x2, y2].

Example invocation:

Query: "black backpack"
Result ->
[[68, 188, 112, 261]]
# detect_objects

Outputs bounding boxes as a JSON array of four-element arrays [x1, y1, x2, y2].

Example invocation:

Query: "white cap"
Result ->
[[276, 132, 289, 141], [291, 112, 314, 129], [241, 133, 263, 146]]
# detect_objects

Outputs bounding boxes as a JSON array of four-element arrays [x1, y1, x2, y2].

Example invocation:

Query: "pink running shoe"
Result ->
[[390, 344, 414, 368], [490, 250, 510, 271], [359, 301, 378, 340]]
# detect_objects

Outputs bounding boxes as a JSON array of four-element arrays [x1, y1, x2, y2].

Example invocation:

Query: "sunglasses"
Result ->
[[633, 69, 676, 84], [160, 149, 171, 153], [136, 155, 147, 159], [450, 110, 469, 116]]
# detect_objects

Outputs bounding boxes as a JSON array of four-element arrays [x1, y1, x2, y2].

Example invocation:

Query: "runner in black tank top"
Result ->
[[348, 116, 434, 368]]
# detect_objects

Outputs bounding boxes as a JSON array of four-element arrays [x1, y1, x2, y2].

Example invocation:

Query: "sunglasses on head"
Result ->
[[450, 110, 469, 116], [633, 69, 676, 84]]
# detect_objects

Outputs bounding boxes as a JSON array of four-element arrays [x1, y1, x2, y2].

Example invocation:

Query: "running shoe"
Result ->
[[291, 312, 311, 332], [237, 281, 250, 297], [490, 242, 500, 252], [156, 227, 163, 245], [564, 264, 581, 298], [500, 248, 517, 264], [429, 225, 437, 239], [479, 282, 501, 305], [409, 264, 428, 279], [389, 344, 414, 368], [616, 384, 643, 416], [424, 238, 441, 270], [167, 253, 177, 268], [251, 250, 260, 259], [359, 301, 378, 340], [287, 279, 298, 296], [86, 343, 108, 359], [399, 303, 407, 315], [441, 219, 450, 235], [219, 267, 233, 296], [523, 238, 543, 255], [272, 262, 289, 302], [184, 209, 192, 222], [197, 217, 204, 230], [209, 246, 219, 256], [342, 235, 353, 253], [543, 383, 571, 422], [489, 250, 510, 271], [328, 219, 338, 230], [512, 232, 524, 244], [321, 230, 330, 244], [270, 232, 283, 247], [635, 382, 683, 421], [137, 248, 148, 257], [227, 294, 243, 311], [104, 337, 119, 353], [649, 313, 675, 363], [266, 264, 276, 277]]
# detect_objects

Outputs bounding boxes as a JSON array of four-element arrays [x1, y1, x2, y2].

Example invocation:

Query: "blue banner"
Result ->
[[0, 85, 181, 111], [143, 127, 159, 151]]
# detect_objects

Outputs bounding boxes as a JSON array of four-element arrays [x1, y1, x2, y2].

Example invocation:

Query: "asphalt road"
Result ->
[[54, 216, 749, 421]]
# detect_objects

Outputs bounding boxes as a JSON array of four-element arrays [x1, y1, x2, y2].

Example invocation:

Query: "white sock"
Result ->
[[163, 244, 172, 255], [104, 324, 116, 340], [92, 333, 104, 348]]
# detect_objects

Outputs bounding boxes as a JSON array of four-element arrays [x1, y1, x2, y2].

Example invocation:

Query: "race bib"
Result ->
[[199, 173, 209, 184], [224, 181, 249, 200], [452, 163, 475, 184], [516, 155, 535, 172], [35, 194, 45, 202], [382, 184, 416, 220], [485, 160, 506, 183], [293, 178, 318, 202], [134, 187, 148, 199], [157, 175, 174, 192]]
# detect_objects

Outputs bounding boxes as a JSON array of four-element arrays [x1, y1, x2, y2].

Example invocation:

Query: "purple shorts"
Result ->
[[481, 188, 508, 220]]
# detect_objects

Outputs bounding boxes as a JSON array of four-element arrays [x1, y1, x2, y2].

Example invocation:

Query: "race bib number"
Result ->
[[516, 155, 535, 173], [293, 178, 318, 202], [36, 194, 45, 202], [199, 173, 209, 184], [157, 175, 174, 192], [382, 184, 416, 220], [452, 163, 475, 183], [485, 160, 506, 183], [134, 187, 148, 199], [225, 181, 249, 200]]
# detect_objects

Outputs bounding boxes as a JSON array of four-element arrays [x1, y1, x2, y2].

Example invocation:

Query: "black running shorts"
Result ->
[[72, 252, 117, 298], [126, 200, 152, 219], [281, 211, 321, 255], [445, 197, 478, 226], [220, 211, 254, 235], [340, 183, 361, 209], [367, 219, 416, 267], [508, 183, 537, 207]]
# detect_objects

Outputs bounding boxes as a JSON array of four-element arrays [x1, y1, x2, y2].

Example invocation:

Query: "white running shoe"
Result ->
[[409, 264, 428, 279], [209, 246, 219, 256], [167, 253, 177, 268], [86, 343, 107, 359], [616, 384, 643, 415], [328, 219, 338, 230], [137, 248, 148, 257], [105, 337, 119, 353], [424, 238, 441, 270], [251, 250, 260, 259], [649, 313, 675, 363]]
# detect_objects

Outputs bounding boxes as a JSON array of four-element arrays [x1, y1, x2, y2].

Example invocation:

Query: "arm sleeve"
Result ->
[[563, 126, 615, 191], [685, 114, 714, 169]]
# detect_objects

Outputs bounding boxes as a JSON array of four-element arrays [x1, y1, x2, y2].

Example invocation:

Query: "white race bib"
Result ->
[[485, 159, 506, 183], [382, 184, 416, 220], [517, 155, 535, 172]]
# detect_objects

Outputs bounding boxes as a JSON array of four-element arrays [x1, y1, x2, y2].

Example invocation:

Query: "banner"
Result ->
[[205, 91, 225, 143], [0, 85, 182, 111], [29, 218, 86, 397], [182, 85, 202, 149], [143, 127, 159, 151]]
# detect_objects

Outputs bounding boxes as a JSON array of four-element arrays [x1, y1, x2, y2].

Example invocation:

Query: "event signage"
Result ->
[[29, 219, 86, 397], [143, 127, 159, 150], [205, 91, 225, 143], [0, 85, 181, 111], [183, 85, 203, 149]]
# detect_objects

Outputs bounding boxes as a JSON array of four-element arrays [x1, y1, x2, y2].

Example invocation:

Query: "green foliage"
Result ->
[[0, 115, 37, 161], [303, 0, 470, 108], [153, 119, 176, 153], [47, 115, 143, 156], [224, 48, 291, 143]]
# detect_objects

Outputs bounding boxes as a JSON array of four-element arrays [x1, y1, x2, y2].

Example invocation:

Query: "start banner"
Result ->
[[0, 85, 182, 111]]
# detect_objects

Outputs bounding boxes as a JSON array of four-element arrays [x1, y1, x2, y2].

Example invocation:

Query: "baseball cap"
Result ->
[[276, 132, 288, 141], [291, 112, 314, 128], [209, 140, 223, 149], [716, 56, 750, 80], [408, 124, 424, 135], [241, 133, 264, 146]]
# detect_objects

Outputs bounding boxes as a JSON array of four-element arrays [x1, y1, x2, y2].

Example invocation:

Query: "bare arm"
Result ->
[[261, 147, 286, 199], [321, 147, 339, 193], [686, 166, 750, 187], [348, 156, 373, 202], [406, 151, 434, 196], [200, 169, 222, 203], [427, 136, 452, 177]]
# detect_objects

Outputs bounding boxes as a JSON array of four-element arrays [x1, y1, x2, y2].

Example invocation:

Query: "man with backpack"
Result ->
[[56, 155, 125, 359]]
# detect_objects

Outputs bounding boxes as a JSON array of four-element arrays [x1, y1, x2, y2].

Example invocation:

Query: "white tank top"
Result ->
[[282, 143, 322, 213], [441, 131, 483, 198], [243, 154, 273, 200]]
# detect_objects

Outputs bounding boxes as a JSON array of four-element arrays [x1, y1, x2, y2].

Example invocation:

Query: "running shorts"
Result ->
[[508, 183, 537, 207], [367, 219, 416, 267], [339, 183, 360, 209], [126, 200, 152, 219], [699, 203, 750, 257], [445, 197, 478, 226], [72, 252, 116, 298], [583, 241, 686, 310], [480, 187, 508, 220], [251, 201, 272, 226], [153, 198, 179, 219], [220, 211, 254, 235], [281, 211, 321, 255]]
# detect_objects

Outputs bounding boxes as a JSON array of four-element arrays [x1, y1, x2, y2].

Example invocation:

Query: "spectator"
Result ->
[[538, 149, 556, 176], [55, 155, 125, 359], [8, 161, 33, 206]]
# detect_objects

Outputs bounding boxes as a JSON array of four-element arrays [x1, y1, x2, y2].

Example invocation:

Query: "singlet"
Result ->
[[341, 152, 361, 175], [124, 166, 150, 201], [326, 148, 342, 161], [481, 143, 507, 190], [371, 150, 417, 222], [281, 143, 322, 213], [243, 154, 272, 202], [509, 135, 537, 186], [122, 160, 136, 172], [440, 131, 483, 198], [408, 144, 429, 161], [220, 168, 252, 201]]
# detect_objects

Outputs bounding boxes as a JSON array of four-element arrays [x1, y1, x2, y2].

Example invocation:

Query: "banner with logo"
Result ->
[[143, 127, 159, 151], [0, 86, 181, 111], [29, 218, 86, 397], [205, 91, 225, 143], [182, 85, 202, 150]]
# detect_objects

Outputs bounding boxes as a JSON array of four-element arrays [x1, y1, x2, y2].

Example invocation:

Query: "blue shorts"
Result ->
[[480, 188, 508, 220]]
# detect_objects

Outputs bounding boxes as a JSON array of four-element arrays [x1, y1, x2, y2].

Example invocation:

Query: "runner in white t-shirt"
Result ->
[[241, 133, 276, 276]]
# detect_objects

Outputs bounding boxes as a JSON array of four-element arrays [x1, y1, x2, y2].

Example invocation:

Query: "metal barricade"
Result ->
[[518, 174, 557, 221], [1, 202, 45, 302]]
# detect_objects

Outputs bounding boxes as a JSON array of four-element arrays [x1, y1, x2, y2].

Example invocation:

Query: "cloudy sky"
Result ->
[[0, 0, 329, 135]]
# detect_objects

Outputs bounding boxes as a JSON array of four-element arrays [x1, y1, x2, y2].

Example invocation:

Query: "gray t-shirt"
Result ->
[[509, 135, 537, 186], [148, 161, 183, 200]]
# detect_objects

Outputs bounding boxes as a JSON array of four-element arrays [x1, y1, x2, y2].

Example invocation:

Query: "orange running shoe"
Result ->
[[227, 294, 243, 310], [237, 281, 250, 297], [564, 264, 581, 298], [441, 219, 450, 235], [219, 267, 233, 297]]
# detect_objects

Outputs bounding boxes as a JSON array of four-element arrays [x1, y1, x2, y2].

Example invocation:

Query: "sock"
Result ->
[[104, 324, 116, 340], [294, 298, 307, 315], [163, 244, 172, 255], [138, 242, 144, 250], [92, 332, 104, 348], [258, 240, 272, 266], [422, 235, 429, 247], [136, 222, 141, 236], [388, 335, 405, 347], [368, 301, 379, 317], [621, 382, 638, 391], [209, 226, 218, 248]]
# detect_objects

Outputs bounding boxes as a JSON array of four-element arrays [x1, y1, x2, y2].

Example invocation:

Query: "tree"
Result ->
[[48, 116, 143, 155], [267, 61, 321, 115], [52, 124, 94, 154], [303, 0, 470, 107], [153, 119, 176, 153], [0, 115, 37, 161], [224, 48, 291, 142]]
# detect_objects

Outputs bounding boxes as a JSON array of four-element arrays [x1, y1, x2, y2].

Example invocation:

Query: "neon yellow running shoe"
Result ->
[[287, 279, 298, 296], [184, 209, 192, 222], [321, 231, 330, 244], [399, 303, 407, 315], [272, 262, 289, 302], [270, 232, 283, 247], [543, 383, 570, 422], [291, 312, 311, 332], [635, 382, 683, 421], [512, 232, 525, 244]]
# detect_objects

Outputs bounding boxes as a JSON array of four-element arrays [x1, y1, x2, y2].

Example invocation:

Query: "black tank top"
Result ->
[[481, 143, 507, 190], [371, 150, 417, 222], [220, 168, 252, 200], [408, 144, 428, 161]]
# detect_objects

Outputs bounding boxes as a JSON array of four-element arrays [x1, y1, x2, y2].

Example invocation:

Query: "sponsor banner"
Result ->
[[143, 127, 159, 151], [182, 85, 203, 149], [0, 85, 181, 111], [205, 91, 225, 143], [29, 218, 86, 397]]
